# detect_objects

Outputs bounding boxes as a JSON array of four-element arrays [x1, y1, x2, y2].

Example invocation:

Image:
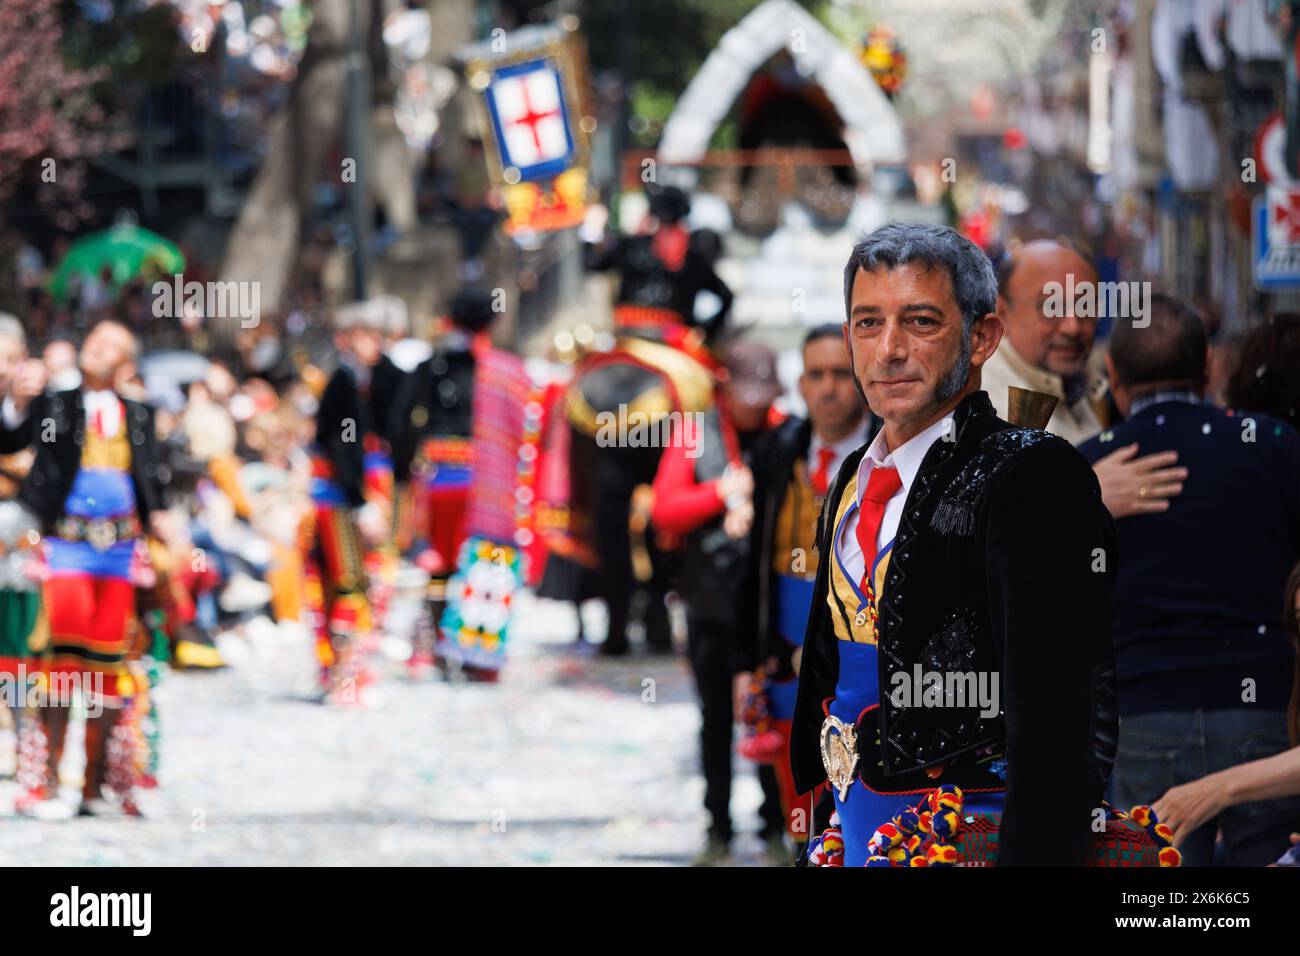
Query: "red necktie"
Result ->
[[810, 447, 835, 496], [854, 465, 902, 595]]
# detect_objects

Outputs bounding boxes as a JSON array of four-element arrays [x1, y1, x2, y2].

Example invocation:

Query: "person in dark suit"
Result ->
[[735, 322, 877, 861], [792, 222, 1118, 866], [585, 186, 733, 341], [1079, 294, 1300, 866], [650, 339, 782, 864]]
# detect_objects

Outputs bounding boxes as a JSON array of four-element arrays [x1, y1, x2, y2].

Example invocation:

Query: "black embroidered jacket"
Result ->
[[314, 365, 371, 509], [0, 389, 166, 529], [790, 390, 1119, 866]]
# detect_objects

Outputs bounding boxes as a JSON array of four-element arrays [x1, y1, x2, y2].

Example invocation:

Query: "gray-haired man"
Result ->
[[790, 222, 1119, 865]]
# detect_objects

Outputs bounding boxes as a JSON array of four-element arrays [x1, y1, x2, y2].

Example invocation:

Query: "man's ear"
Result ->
[[969, 312, 1003, 368], [1103, 350, 1130, 413], [1102, 356, 1123, 408]]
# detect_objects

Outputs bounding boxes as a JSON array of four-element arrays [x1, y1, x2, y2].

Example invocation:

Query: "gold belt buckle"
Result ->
[[86, 518, 117, 552], [819, 714, 860, 802]]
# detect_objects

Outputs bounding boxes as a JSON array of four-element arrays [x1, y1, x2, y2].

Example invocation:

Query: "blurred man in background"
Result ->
[[987, 239, 1108, 442], [1079, 294, 1300, 866], [736, 323, 875, 861], [989, 238, 1188, 520], [651, 339, 782, 865]]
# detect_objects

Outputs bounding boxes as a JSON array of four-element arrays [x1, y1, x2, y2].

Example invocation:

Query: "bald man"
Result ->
[[986, 240, 1184, 519], [983, 240, 1109, 444]]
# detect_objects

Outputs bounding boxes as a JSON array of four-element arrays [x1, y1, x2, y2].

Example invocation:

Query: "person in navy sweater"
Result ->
[[1079, 293, 1300, 865]]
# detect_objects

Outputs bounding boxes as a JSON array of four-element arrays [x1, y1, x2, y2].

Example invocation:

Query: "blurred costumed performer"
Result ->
[[356, 296, 407, 642], [392, 288, 532, 680], [1, 320, 164, 818], [305, 302, 392, 704], [0, 315, 46, 805], [560, 186, 731, 656]]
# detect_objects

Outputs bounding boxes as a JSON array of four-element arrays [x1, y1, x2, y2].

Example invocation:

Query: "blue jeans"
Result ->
[[1112, 709, 1300, 867]]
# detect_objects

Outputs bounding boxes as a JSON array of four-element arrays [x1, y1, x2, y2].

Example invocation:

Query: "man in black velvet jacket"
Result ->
[[791, 222, 1118, 866]]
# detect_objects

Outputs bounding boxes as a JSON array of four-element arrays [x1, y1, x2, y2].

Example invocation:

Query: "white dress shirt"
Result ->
[[981, 339, 1105, 446], [806, 415, 872, 488], [84, 389, 123, 439], [1, 396, 25, 431], [836, 414, 954, 587]]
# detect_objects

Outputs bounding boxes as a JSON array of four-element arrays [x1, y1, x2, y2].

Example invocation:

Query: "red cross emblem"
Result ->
[[494, 66, 567, 169], [1271, 191, 1300, 245]]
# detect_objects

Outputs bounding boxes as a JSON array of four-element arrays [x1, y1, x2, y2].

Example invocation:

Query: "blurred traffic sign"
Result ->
[[1253, 186, 1300, 289], [1255, 113, 1298, 186]]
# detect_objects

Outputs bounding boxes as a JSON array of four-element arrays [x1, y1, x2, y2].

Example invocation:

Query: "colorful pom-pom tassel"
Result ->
[[926, 843, 958, 867], [868, 822, 903, 854], [933, 785, 963, 812], [931, 809, 961, 839]]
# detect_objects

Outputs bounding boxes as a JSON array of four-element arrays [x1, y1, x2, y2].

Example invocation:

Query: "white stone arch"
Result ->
[[657, 0, 907, 170]]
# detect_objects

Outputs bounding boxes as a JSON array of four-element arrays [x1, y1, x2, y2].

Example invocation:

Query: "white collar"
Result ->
[[809, 414, 871, 461], [84, 388, 119, 406], [856, 413, 953, 506], [83, 388, 123, 436]]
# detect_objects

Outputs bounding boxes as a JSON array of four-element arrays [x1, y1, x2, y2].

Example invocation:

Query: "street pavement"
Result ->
[[0, 593, 781, 866]]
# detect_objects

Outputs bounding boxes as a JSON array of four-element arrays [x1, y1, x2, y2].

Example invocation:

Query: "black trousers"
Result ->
[[686, 611, 785, 842], [591, 442, 672, 653]]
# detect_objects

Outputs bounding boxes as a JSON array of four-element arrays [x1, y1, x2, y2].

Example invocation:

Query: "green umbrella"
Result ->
[[49, 224, 185, 302]]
